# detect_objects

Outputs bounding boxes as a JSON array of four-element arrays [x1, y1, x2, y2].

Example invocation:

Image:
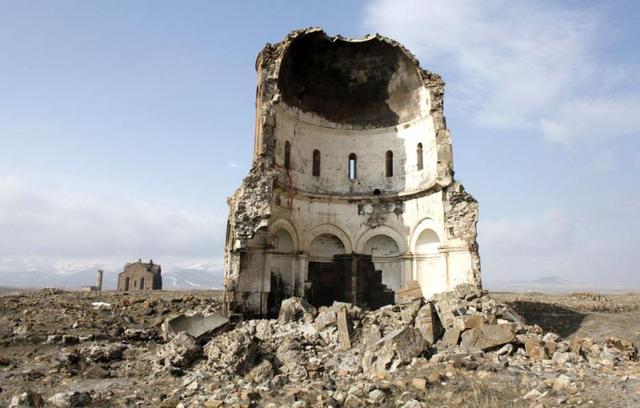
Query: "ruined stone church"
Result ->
[[224, 28, 480, 316]]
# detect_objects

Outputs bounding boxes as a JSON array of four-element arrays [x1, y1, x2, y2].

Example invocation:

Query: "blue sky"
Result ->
[[1, 1, 639, 286]]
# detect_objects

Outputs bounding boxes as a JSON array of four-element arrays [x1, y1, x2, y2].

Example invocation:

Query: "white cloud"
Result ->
[[363, 0, 640, 146], [0, 175, 225, 283], [225, 161, 246, 170], [479, 198, 640, 285]]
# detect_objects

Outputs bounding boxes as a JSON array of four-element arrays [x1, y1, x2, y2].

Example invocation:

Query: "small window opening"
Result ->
[[385, 150, 393, 177], [284, 141, 291, 170], [312, 149, 321, 177], [373, 188, 381, 195], [417, 143, 423, 171], [140, 277, 145, 290], [348, 153, 357, 179]]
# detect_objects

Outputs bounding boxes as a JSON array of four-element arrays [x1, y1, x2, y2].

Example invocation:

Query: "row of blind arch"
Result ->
[[284, 141, 424, 179]]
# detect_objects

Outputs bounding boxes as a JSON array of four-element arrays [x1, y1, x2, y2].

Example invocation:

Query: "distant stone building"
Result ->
[[118, 259, 162, 291]]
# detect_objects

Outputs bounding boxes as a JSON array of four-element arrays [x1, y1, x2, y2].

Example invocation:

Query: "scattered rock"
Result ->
[[161, 312, 229, 342], [460, 324, 515, 351], [278, 297, 317, 324], [81, 343, 127, 363], [9, 391, 44, 408], [48, 391, 92, 408], [157, 332, 202, 368]]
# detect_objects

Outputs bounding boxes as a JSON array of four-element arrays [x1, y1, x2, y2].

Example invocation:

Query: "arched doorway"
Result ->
[[268, 228, 296, 315], [363, 234, 402, 290], [309, 233, 346, 261], [414, 228, 446, 297], [308, 233, 346, 306]]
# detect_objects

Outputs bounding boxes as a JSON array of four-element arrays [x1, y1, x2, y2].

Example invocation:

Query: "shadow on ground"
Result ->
[[507, 301, 588, 338]]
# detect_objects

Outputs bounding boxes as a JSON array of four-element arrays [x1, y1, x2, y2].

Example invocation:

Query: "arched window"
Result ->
[[312, 149, 321, 177], [385, 150, 393, 177], [348, 153, 357, 179], [284, 141, 291, 170], [417, 143, 423, 171]]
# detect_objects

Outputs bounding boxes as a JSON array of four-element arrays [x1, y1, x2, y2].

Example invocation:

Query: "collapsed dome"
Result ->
[[278, 31, 425, 128]]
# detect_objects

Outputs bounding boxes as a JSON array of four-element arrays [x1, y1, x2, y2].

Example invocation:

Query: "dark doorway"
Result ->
[[307, 255, 394, 309], [308, 261, 347, 307]]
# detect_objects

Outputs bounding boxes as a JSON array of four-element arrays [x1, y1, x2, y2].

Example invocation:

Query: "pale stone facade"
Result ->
[[224, 28, 481, 316]]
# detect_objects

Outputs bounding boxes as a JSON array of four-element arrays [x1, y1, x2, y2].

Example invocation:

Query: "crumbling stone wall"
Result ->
[[224, 28, 481, 316]]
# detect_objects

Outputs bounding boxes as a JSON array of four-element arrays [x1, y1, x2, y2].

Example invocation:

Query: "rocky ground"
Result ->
[[1, 288, 639, 407]]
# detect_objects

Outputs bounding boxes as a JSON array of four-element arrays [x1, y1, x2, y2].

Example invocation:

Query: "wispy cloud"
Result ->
[[363, 0, 640, 146], [0, 175, 225, 283], [225, 161, 246, 170], [480, 198, 640, 285]]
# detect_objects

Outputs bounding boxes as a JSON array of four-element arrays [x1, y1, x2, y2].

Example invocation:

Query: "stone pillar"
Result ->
[[96, 270, 103, 291]]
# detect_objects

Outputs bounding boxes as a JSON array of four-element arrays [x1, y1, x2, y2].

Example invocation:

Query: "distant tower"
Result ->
[[96, 269, 103, 291]]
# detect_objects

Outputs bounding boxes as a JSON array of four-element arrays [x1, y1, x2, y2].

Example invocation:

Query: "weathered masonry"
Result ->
[[117, 259, 162, 291], [224, 28, 481, 316]]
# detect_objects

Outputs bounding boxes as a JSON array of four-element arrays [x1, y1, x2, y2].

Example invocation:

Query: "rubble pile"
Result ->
[[1, 288, 639, 407], [158, 287, 639, 406]]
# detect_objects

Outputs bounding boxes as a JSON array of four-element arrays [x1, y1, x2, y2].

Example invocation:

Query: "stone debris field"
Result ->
[[1, 287, 639, 407]]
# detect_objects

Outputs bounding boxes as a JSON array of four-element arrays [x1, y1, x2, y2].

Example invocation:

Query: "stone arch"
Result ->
[[304, 223, 353, 254], [363, 235, 400, 256], [411, 218, 447, 298], [355, 225, 407, 254], [356, 226, 406, 291], [410, 218, 443, 253], [268, 218, 299, 252], [308, 234, 346, 261], [415, 229, 440, 254]]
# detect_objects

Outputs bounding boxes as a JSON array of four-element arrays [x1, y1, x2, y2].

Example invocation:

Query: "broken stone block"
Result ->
[[460, 324, 515, 351], [314, 309, 336, 331], [524, 339, 548, 361], [278, 297, 317, 324], [395, 281, 423, 304], [157, 332, 202, 368], [336, 305, 351, 351], [81, 343, 127, 363], [495, 343, 514, 356], [364, 324, 382, 346], [440, 327, 462, 348], [48, 391, 91, 408], [204, 328, 257, 374], [410, 377, 428, 390], [123, 328, 156, 341], [414, 302, 442, 344], [452, 314, 486, 331], [604, 336, 638, 360], [161, 312, 229, 342], [9, 391, 44, 408], [552, 351, 580, 365], [246, 359, 273, 383], [362, 327, 428, 377]]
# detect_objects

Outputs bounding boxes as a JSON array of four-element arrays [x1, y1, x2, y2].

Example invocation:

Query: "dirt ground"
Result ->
[[493, 292, 640, 345], [1, 289, 639, 407]]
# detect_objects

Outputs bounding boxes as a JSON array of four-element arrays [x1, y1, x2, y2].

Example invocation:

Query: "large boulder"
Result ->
[[278, 297, 317, 323], [204, 327, 257, 374], [460, 324, 515, 351], [362, 327, 429, 377], [156, 332, 202, 368]]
